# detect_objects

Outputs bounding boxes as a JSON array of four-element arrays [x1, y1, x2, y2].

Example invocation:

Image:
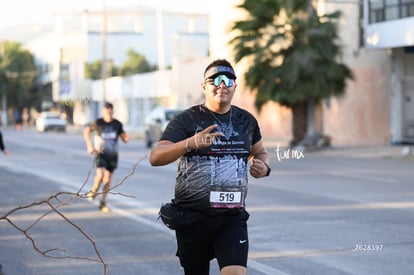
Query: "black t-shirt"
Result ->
[[161, 104, 262, 211], [0, 131, 5, 151], [89, 118, 125, 156]]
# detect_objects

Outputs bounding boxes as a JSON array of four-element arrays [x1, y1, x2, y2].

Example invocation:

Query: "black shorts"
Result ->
[[175, 209, 249, 275], [95, 153, 118, 173]]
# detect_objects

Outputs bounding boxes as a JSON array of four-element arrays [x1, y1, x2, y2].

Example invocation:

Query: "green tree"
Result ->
[[120, 49, 156, 76], [230, 0, 353, 146], [85, 49, 156, 80], [84, 60, 119, 80], [0, 41, 36, 112]]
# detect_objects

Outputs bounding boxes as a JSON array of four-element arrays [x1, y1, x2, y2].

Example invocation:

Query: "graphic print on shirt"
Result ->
[[171, 105, 260, 210], [161, 104, 261, 212], [214, 120, 236, 140], [208, 156, 248, 208], [205, 107, 239, 140], [101, 128, 118, 154], [91, 119, 123, 156]]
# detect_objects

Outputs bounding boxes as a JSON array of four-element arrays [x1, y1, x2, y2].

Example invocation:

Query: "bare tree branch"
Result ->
[[0, 154, 147, 275]]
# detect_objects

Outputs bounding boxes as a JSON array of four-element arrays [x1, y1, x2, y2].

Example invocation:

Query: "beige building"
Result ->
[[207, 0, 392, 147], [25, 6, 210, 131], [27, 1, 413, 147]]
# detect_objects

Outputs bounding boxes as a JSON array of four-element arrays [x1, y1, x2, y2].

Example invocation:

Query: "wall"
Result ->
[[173, 57, 210, 108], [391, 48, 414, 144], [84, 71, 174, 129], [322, 1, 392, 146], [206, 0, 392, 146], [364, 14, 414, 48], [323, 65, 391, 146], [208, 0, 293, 145]]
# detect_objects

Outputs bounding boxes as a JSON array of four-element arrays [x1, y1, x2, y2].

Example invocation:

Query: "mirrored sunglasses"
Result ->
[[207, 74, 236, 87]]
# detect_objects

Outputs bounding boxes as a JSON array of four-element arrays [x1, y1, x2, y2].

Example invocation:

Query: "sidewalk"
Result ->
[[263, 139, 414, 159], [16, 125, 414, 160], [66, 124, 145, 139], [319, 145, 414, 159]]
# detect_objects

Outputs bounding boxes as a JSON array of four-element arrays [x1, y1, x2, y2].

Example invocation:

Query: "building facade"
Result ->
[[207, 0, 394, 146], [365, 0, 414, 144], [25, 6, 209, 130], [26, 1, 413, 146]]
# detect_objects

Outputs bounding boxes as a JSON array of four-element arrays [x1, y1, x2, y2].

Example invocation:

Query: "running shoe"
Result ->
[[99, 201, 110, 213], [86, 191, 97, 202]]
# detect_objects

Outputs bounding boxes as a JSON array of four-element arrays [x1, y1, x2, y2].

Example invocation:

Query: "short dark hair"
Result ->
[[104, 102, 113, 109], [203, 59, 236, 80]]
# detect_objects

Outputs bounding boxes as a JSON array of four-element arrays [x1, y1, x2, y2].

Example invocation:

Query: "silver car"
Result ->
[[144, 107, 182, 148]]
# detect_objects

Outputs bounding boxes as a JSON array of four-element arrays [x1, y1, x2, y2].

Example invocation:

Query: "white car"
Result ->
[[36, 112, 67, 132], [144, 107, 182, 148]]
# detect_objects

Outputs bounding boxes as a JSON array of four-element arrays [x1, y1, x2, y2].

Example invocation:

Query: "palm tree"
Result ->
[[229, 0, 353, 147]]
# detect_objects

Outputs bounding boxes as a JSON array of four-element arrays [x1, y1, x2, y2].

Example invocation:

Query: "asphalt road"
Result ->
[[0, 127, 413, 275]]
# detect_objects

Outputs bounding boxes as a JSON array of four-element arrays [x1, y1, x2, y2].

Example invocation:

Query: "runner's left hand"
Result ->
[[249, 158, 268, 178]]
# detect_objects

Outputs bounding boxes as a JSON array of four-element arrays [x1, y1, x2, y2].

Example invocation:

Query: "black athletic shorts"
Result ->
[[175, 209, 250, 275], [95, 153, 118, 173]]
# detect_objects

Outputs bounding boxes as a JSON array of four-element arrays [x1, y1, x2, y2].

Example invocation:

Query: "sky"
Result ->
[[0, 0, 210, 33]]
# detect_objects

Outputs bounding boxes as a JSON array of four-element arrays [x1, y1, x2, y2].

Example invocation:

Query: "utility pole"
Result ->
[[156, 6, 165, 72], [0, 43, 6, 126], [101, 0, 108, 105]]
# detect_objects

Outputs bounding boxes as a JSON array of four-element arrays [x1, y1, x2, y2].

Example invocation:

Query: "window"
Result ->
[[401, 0, 414, 17], [369, 0, 414, 23]]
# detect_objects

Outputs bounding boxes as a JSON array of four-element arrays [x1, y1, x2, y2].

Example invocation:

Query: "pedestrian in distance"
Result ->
[[83, 102, 130, 212], [0, 130, 9, 156], [150, 59, 271, 275]]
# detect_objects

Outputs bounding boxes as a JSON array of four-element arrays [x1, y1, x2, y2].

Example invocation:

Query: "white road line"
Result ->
[[328, 171, 398, 184], [248, 260, 290, 275], [1, 159, 288, 275]]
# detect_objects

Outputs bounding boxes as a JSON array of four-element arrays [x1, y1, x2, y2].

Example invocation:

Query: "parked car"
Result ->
[[144, 107, 182, 148], [35, 112, 67, 132]]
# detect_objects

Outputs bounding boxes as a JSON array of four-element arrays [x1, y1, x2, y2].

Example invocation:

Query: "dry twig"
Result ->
[[0, 154, 147, 275]]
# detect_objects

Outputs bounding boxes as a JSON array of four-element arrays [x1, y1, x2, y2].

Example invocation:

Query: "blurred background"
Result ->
[[0, 0, 413, 148]]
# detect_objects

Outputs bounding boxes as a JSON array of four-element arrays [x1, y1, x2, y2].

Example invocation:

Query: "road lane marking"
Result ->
[[1, 159, 288, 275], [328, 171, 398, 184]]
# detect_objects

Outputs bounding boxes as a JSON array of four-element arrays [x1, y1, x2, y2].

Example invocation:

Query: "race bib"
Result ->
[[209, 185, 245, 208]]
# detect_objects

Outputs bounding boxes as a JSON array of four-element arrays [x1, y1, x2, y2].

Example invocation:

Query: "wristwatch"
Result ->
[[264, 163, 271, 176]]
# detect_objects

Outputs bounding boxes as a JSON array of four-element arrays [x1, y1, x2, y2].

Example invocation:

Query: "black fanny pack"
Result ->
[[158, 200, 205, 230]]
